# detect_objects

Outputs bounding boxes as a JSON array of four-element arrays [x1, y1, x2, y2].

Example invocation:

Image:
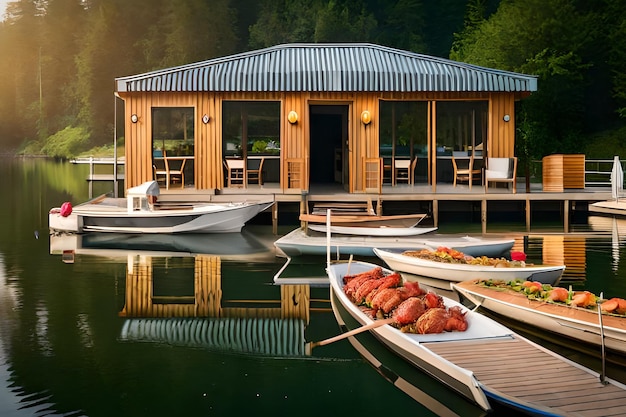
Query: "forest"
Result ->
[[1, 0, 625, 164]]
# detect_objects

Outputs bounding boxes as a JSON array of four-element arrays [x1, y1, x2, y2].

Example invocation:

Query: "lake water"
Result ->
[[1, 157, 625, 417]]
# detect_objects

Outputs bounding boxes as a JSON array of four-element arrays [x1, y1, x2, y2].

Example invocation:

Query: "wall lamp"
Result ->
[[131, 114, 139, 123], [361, 110, 372, 125], [503, 114, 510, 122], [287, 110, 298, 124], [202, 114, 210, 124]]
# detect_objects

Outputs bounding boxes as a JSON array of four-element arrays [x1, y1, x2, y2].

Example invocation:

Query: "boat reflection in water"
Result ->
[[50, 229, 278, 263]]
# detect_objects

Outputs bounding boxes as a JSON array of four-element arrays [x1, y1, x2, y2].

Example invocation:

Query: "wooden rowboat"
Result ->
[[453, 279, 626, 357], [328, 260, 626, 415], [299, 212, 427, 227]]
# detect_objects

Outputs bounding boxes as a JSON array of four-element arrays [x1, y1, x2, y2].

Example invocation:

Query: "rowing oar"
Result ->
[[305, 317, 395, 355]]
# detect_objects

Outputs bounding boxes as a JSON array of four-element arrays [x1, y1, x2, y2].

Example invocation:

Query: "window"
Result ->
[[379, 101, 428, 159], [222, 101, 280, 158], [436, 101, 488, 156], [152, 107, 195, 156]]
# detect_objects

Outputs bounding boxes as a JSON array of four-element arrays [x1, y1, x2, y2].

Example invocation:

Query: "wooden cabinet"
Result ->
[[542, 154, 585, 192]]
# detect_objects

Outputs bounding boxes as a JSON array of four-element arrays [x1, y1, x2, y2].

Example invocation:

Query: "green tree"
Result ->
[[0, 0, 43, 148], [451, 0, 608, 165], [249, 0, 320, 48]]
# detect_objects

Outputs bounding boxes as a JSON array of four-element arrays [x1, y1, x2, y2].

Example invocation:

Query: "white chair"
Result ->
[[394, 158, 417, 185], [485, 157, 517, 193]]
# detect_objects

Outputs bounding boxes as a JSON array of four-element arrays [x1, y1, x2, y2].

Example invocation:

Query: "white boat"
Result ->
[[373, 248, 565, 291], [49, 181, 273, 234], [453, 279, 626, 357], [307, 223, 437, 237], [274, 227, 514, 258], [327, 259, 626, 415]]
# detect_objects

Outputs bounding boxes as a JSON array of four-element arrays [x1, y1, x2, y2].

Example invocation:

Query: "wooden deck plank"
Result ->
[[424, 336, 626, 417]]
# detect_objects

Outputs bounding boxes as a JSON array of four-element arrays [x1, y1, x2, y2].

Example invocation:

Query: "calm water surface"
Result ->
[[1, 157, 625, 417]]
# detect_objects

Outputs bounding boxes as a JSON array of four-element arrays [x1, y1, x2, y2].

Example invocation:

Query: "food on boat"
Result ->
[[393, 297, 427, 325], [476, 279, 626, 317], [341, 266, 468, 334], [570, 291, 596, 308], [424, 291, 444, 309], [547, 287, 569, 302], [343, 267, 384, 300], [601, 297, 626, 314], [522, 280, 542, 294], [415, 308, 449, 334], [445, 306, 468, 332], [358, 273, 401, 304], [402, 247, 529, 267]]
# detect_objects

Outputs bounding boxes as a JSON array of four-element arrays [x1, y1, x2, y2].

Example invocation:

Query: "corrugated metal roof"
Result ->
[[115, 43, 538, 93]]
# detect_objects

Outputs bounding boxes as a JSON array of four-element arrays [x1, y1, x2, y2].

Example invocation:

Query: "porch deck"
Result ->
[[156, 181, 616, 233]]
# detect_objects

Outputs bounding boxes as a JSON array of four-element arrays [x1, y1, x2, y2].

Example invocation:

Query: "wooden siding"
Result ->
[[118, 90, 519, 192], [488, 93, 516, 158]]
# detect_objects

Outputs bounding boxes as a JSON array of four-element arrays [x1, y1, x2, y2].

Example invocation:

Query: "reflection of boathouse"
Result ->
[[118, 255, 314, 355], [119, 255, 311, 321], [116, 43, 537, 193]]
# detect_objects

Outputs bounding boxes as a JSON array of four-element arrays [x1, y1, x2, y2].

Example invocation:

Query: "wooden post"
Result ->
[[481, 199, 487, 234], [564, 199, 570, 233], [272, 202, 278, 235], [432, 200, 439, 227], [89, 157, 94, 198], [526, 199, 531, 232]]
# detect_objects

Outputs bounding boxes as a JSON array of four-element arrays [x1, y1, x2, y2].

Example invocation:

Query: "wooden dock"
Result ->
[[426, 335, 626, 416]]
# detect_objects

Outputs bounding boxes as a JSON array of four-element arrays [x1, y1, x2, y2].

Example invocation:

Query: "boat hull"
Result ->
[[50, 200, 273, 234], [374, 248, 565, 290], [453, 280, 626, 357], [274, 228, 514, 258], [307, 224, 438, 236]]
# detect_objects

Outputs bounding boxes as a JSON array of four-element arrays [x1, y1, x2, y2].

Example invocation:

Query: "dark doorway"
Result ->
[[309, 105, 348, 185]]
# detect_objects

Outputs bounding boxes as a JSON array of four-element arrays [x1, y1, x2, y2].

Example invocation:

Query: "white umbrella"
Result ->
[[611, 155, 623, 201]]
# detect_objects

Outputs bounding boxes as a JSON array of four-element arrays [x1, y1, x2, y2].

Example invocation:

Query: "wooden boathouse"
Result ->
[[113, 43, 614, 230]]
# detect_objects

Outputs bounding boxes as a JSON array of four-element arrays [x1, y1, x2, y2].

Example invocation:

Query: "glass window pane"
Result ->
[[436, 101, 488, 156], [222, 101, 280, 158], [152, 107, 195, 156]]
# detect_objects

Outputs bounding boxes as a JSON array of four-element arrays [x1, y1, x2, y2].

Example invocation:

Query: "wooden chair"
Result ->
[[394, 158, 417, 185], [153, 149, 169, 187], [167, 158, 186, 189], [382, 157, 393, 184], [485, 157, 517, 193], [452, 152, 481, 189], [247, 157, 265, 186], [224, 158, 246, 188]]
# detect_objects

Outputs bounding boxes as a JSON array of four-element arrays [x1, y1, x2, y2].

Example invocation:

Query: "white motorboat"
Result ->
[[307, 223, 437, 237], [49, 181, 273, 234]]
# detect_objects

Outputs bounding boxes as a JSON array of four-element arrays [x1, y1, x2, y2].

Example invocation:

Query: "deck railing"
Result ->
[[584, 158, 622, 187]]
